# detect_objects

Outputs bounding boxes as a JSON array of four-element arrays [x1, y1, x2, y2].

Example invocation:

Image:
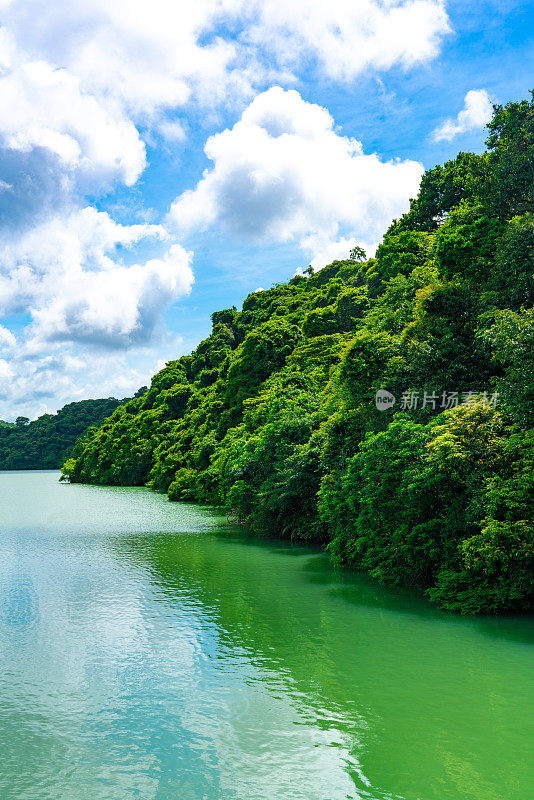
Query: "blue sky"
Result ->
[[0, 0, 532, 419]]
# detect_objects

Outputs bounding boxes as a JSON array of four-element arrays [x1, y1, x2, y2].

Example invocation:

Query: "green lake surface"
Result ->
[[1, 470, 533, 800]]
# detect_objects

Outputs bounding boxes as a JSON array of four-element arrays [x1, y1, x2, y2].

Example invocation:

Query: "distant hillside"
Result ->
[[0, 397, 131, 470]]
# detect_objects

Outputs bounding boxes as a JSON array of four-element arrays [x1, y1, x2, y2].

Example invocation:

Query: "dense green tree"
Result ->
[[433, 202, 503, 283], [486, 91, 534, 217], [0, 398, 125, 470], [483, 307, 534, 427], [490, 213, 534, 307], [391, 151, 487, 233]]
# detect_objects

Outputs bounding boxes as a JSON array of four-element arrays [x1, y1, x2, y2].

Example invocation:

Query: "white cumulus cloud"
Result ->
[[169, 87, 424, 264], [0, 60, 145, 185], [0, 0, 451, 114], [0, 345, 186, 421], [432, 89, 493, 142], [31, 244, 194, 349], [0, 209, 193, 349], [0, 325, 16, 350], [247, 0, 450, 81]]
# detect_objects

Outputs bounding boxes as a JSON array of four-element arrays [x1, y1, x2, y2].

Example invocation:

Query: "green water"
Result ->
[[1, 471, 534, 799]]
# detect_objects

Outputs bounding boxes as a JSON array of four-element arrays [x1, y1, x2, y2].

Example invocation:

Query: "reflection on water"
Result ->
[[0, 471, 534, 800], [1, 576, 40, 630]]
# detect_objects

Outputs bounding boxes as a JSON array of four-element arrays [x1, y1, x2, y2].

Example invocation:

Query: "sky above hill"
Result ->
[[0, 0, 532, 419]]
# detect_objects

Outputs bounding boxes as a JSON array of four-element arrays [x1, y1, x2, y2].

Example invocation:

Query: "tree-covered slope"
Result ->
[[63, 94, 534, 614], [0, 397, 127, 470]]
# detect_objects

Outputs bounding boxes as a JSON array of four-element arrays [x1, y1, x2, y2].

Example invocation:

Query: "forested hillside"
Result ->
[[63, 95, 534, 614], [0, 398, 127, 469]]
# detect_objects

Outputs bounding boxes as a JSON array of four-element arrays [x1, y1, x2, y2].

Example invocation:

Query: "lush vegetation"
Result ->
[[63, 95, 534, 614], [0, 397, 128, 469]]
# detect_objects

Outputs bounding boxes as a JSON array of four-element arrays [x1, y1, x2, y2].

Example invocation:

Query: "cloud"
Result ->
[[0, 344, 185, 420], [0, 0, 236, 114], [32, 245, 194, 349], [0, 0, 450, 226], [0, 61, 145, 183], [169, 87, 424, 263], [0, 1, 451, 114], [0, 58, 146, 230], [0, 209, 193, 418], [432, 89, 493, 142], [0, 325, 16, 350], [158, 120, 187, 144], [305, 236, 374, 270], [0, 208, 193, 349], [0, 1, 449, 235], [247, 0, 451, 81]]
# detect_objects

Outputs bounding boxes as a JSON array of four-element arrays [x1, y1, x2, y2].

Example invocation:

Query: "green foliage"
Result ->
[[491, 213, 534, 307], [326, 403, 530, 613], [0, 398, 124, 470], [62, 94, 534, 614], [392, 151, 487, 232], [376, 229, 433, 282], [483, 307, 534, 426], [486, 91, 534, 217], [168, 468, 199, 501], [349, 245, 367, 262], [303, 304, 338, 337], [340, 329, 402, 411], [225, 320, 302, 406], [431, 427, 534, 613], [434, 202, 503, 283]]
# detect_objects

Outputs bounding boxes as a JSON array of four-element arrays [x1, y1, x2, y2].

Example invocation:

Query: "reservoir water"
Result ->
[[1, 470, 533, 800]]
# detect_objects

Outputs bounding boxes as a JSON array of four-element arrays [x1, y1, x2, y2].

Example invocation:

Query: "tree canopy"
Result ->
[[0, 398, 125, 470]]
